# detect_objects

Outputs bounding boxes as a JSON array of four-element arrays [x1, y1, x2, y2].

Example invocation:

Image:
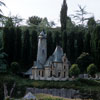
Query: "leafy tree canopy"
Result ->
[[69, 64, 80, 77], [87, 63, 97, 77], [27, 16, 42, 26], [76, 52, 94, 73]]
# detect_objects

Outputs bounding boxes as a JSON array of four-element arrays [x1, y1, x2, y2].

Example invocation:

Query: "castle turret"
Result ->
[[37, 31, 47, 65]]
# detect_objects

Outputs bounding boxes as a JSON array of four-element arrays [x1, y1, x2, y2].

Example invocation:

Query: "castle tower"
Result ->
[[37, 31, 47, 65]]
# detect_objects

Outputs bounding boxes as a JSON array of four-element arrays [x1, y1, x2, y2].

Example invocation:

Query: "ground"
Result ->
[[0, 73, 100, 99]]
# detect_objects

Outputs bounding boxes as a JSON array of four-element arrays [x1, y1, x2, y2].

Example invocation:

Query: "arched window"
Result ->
[[42, 49, 45, 54], [42, 71, 44, 77], [64, 66, 66, 69], [39, 71, 40, 76], [58, 72, 61, 77], [50, 71, 52, 77], [64, 72, 66, 78]]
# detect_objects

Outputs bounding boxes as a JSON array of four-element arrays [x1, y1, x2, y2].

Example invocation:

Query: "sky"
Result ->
[[1, 0, 100, 26]]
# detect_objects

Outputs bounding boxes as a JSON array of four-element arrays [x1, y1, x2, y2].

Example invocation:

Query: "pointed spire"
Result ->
[[63, 0, 67, 8], [63, 0, 66, 4]]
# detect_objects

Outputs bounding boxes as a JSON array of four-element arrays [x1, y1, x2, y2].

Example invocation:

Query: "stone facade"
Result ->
[[26, 31, 69, 81]]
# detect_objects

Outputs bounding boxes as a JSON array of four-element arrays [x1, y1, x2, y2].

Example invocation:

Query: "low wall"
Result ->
[[26, 88, 80, 98]]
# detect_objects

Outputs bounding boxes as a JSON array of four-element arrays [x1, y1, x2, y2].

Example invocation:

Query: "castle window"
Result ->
[[64, 58, 66, 62], [42, 49, 45, 54], [39, 71, 40, 76], [42, 71, 44, 77], [64, 72, 66, 78], [64, 66, 66, 69], [50, 71, 52, 77], [58, 72, 61, 77]]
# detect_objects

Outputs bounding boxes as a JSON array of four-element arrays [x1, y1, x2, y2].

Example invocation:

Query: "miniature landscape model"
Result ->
[[0, 0, 100, 100]]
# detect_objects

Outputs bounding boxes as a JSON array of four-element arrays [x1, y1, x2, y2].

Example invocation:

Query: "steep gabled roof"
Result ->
[[53, 46, 63, 62], [44, 46, 64, 67]]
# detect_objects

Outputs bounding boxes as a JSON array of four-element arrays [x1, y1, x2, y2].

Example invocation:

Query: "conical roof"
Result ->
[[44, 46, 64, 67], [53, 46, 63, 62]]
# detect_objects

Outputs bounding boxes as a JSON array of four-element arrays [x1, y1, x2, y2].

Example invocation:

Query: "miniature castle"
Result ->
[[25, 31, 69, 81]]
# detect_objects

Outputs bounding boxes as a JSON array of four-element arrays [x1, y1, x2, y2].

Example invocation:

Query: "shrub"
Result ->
[[10, 62, 20, 74], [69, 64, 80, 77], [87, 63, 97, 77]]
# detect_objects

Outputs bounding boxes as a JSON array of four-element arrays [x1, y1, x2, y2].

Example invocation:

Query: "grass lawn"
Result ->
[[35, 93, 82, 100]]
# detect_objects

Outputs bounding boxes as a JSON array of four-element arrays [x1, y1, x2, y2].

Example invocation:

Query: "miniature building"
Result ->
[[26, 31, 69, 81]]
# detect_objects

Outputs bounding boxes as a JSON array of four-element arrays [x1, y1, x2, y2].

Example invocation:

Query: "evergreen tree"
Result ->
[[84, 32, 91, 54], [76, 52, 94, 73], [62, 30, 67, 54], [47, 31, 53, 57], [87, 17, 96, 33], [53, 31, 61, 47], [8, 27, 16, 63], [14, 27, 22, 62], [22, 29, 30, 70], [30, 30, 38, 64], [3, 27, 9, 54], [77, 32, 84, 56], [60, 0, 68, 32], [3, 17, 16, 66], [3, 26, 16, 64], [91, 26, 100, 68], [97, 41, 100, 71], [69, 31, 75, 62]]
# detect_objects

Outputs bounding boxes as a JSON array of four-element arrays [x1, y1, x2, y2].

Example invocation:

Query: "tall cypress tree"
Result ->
[[14, 27, 22, 62], [77, 32, 84, 57], [3, 27, 9, 54], [53, 31, 61, 47], [47, 31, 53, 58], [30, 30, 38, 64], [22, 29, 30, 70], [84, 32, 91, 54], [8, 27, 16, 63], [69, 32, 75, 62], [62, 30, 67, 53], [60, 0, 68, 32]]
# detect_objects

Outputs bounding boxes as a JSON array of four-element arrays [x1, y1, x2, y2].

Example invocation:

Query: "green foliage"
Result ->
[[11, 62, 20, 74], [69, 64, 80, 77], [77, 32, 84, 57], [0, 52, 7, 72], [87, 63, 97, 77], [68, 31, 75, 62], [5, 17, 14, 28], [27, 16, 42, 26], [22, 29, 31, 69], [84, 32, 91, 53], [87, 17, 96, 32], [60, 0, 68, 32], [47, 31, 53, 57], [62, 30, 67, 53], [53, 31, 61, 46], [91, 25, 100, 70], [38, 17, 50, 29], [14, 27, 22, 62], [76, 52, 94, 73], [0, 0, 6, 17], [30, 30, 38, 63]]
